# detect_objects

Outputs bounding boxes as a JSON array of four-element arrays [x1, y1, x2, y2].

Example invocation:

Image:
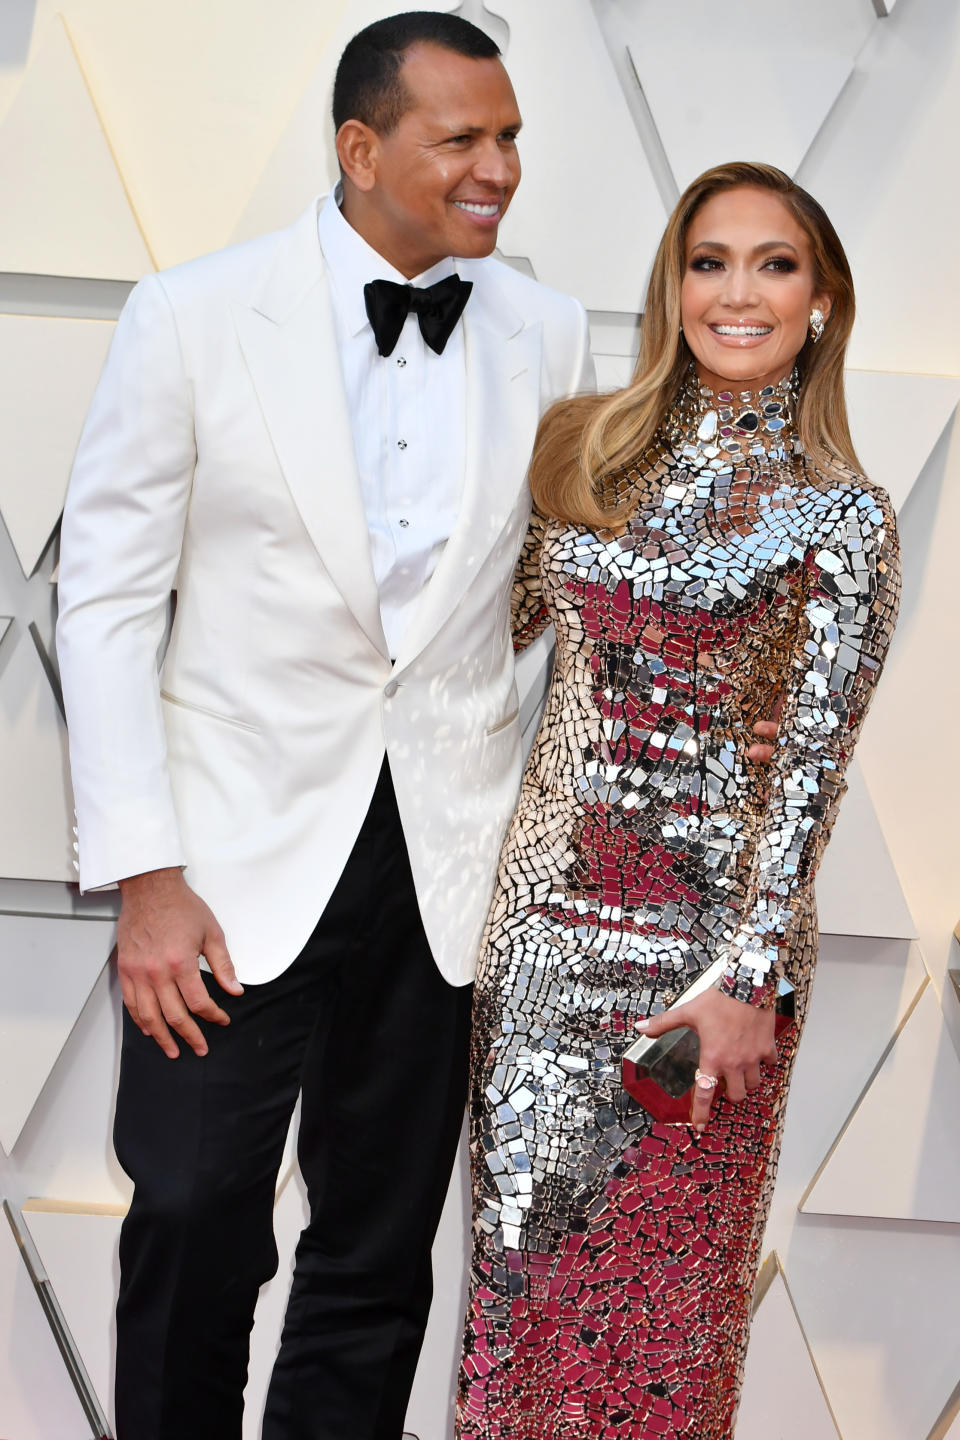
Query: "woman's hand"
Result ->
[[636, 988, 779, 1132]]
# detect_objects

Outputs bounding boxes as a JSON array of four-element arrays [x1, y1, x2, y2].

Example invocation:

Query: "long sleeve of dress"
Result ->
[[717, 480, 901, 1004], [511, 508, 553, 653]]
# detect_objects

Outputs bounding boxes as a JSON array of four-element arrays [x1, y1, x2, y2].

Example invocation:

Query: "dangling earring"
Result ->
[[809, 308, 826, 343]]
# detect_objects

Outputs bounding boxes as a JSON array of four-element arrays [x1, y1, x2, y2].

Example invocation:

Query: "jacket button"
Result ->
[[384, 680, 398, 699]]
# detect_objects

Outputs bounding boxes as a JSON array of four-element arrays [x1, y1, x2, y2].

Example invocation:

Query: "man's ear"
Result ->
[[336, 120, 379, 194]]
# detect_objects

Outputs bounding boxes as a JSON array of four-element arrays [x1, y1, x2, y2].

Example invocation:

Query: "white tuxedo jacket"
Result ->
[[57, 198, 594, 985]]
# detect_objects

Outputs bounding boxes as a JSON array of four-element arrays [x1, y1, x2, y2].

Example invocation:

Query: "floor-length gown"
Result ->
[[456, 372, 900, 1440]]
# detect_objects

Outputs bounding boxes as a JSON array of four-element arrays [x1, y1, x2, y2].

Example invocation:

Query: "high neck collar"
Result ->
[[664, 366, 799, 469]]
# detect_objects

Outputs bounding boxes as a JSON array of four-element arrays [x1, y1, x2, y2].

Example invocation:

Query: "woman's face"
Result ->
[[680, 185, 831, 393]]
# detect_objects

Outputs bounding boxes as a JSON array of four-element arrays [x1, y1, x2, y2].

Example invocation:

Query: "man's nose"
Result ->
[[472, 139, 514, 188]]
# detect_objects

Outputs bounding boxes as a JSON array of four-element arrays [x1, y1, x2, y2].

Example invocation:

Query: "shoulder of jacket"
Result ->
[[147, 223, 292, 308], [460, 255, 584, 324]]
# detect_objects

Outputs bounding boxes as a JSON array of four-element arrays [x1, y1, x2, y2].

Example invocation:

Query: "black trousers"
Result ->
[[113, 763, 473, 1440]]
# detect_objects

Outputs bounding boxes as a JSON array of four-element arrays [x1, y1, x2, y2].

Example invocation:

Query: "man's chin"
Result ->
[[455, 231, 500, 261]]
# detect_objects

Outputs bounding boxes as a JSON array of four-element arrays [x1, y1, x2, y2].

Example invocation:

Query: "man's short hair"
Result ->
[[333, 11, 501, 136]]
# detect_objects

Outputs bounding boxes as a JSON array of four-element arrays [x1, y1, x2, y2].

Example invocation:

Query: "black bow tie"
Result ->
[[363, 274, 473, 358]]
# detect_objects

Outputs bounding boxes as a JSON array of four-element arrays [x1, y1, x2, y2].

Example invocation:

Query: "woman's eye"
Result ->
[[764, 257, 798, 273], [690, 256, 723, 272]]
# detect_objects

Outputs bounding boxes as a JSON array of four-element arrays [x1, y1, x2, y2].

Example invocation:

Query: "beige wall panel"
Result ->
[[14, 965, 131, 1209], [0, 16, 153, 280], [486, 0, 667, 311], [0, 914, 113, 1152], [855, 413, 960, 989], [799, 0, 960, 375], [0, 632, 73, 881], [802, 981, 960, 1223], [0, 1211, 91, 1438], [737, 1264, 839, 1440], [815, 759, 915, 940], [232, 0, 449, 245], [0, 314, 115, 578], [784, 1219, 960, 1440], [628, 26, 856, 192], [20, 1204, 122, 1427], [0, 1, 359, 270], [764, 935, 926, 1255], [845, 370, 960, 514]]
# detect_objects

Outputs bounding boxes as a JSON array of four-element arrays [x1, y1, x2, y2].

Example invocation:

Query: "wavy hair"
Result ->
[[531, 162, 860, 529]]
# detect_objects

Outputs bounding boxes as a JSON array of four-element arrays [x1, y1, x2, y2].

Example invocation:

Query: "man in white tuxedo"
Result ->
[[57, 12, 594, 1439]]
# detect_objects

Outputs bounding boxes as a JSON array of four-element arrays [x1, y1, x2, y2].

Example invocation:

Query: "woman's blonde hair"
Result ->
[[531, 161, 860, 530]]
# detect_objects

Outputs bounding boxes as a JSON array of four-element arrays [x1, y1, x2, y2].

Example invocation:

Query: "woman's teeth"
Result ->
[[711, 325, 772, 336], [455, 201, 500, 216]]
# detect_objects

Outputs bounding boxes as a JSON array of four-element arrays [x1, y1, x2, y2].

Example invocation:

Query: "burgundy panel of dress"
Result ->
[[456, 371, 900, 1440]]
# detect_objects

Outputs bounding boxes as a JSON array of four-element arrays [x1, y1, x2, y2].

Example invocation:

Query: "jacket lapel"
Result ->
[[394, 267, 543, 668], [233, 201, 388, 658]]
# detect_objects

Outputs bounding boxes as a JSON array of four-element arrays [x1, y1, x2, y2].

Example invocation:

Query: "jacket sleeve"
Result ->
[[56, 273, 196, 891], [716, 482, 901, 1005]]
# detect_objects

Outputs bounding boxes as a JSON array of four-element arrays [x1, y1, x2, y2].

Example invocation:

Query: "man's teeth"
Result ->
[[712, 325, 772, 336], [455, 201, 499, 216]]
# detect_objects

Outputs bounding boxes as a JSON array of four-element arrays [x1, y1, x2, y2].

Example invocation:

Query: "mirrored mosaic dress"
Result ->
[[456, 373, 900, 1440]]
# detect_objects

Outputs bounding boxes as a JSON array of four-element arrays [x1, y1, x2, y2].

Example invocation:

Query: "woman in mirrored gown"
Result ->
[[456, 162, 900, 1440]]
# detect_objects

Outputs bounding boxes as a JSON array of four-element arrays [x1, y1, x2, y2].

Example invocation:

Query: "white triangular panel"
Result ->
[[405, 1126, 470, 1440], [804, 982, 960, 1221], [244, 1170, 310, 1440], [450, 1, 509, 49], [0, 314, 115, 578], [630, 34, 851, 190], [738, 1264, 839, 1440], [785, 1217, 960, 1440], [816, 758, 915, 939], [12, 964, 131, 1209], [0, 1211, 91, 1439], [0, 17, 153, 280], [0, 633, 73, 882], [494, 0, 665, 311], [765, 934, 926, 1255], [232, 0, 447, 243], [0, 914, 114, 1151], [845, 370, 960, 514], [20, 1205, 122, 1429]]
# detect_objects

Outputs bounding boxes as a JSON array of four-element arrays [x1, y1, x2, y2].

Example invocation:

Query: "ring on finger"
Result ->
[[694, 1068, 719, 1091]]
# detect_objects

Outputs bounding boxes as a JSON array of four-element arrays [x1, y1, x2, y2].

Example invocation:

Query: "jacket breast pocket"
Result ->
[[160, 689, 261, 734], [485, 707, 520, 738]]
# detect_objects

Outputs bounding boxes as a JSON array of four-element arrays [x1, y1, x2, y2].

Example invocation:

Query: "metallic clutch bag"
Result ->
[[621, 959, 795, 1124]]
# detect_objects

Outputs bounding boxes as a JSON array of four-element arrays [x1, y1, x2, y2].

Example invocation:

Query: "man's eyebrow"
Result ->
[[439, 119, 523, 135]]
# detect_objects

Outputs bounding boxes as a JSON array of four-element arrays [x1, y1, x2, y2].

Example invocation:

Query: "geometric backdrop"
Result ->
[[1, 1, 959, 1437]]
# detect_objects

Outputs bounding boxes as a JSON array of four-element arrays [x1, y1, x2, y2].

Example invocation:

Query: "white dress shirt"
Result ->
[[318, 190, 467, 659]]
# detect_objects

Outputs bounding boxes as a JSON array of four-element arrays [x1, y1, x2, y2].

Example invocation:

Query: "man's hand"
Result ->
[[747, 693, 785, 764], [117, 868, 243, 1059]]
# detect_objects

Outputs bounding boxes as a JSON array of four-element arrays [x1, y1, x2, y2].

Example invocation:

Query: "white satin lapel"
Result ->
[[233, 206, 387, 658], [394, 279, 542, 667]]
